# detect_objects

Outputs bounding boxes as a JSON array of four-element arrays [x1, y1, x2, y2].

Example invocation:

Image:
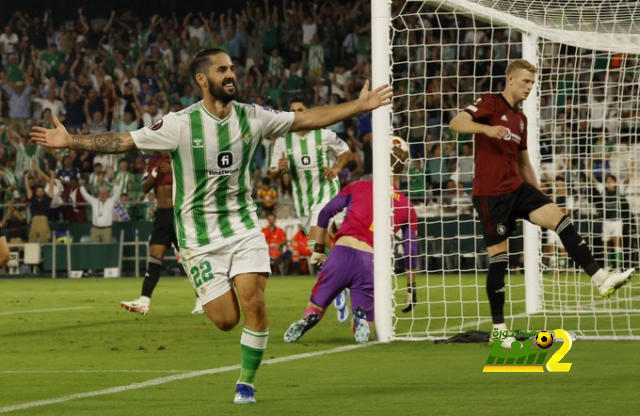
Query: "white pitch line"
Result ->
[[0, 307, 92, 316], [0, 343, 369, 414]]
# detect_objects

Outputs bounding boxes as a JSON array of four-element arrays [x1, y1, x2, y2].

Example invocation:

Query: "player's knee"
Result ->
[[212, 315, 240, 331]]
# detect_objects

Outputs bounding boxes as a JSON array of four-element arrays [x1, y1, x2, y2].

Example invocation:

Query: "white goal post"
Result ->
[[373, 0, 640, 341]]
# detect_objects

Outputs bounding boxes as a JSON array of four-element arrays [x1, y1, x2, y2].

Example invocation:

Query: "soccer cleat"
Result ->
[[597, 268, 634, 298], [191, 297, 204, 315], [120, 298, 150, 315], [353, 307, 370, 343], [234, 383, 256, 404], [283, 313, 321, 343], [489, 335, 518, 348], [401, 286, 417, 313], [334, 289, 349, 323]]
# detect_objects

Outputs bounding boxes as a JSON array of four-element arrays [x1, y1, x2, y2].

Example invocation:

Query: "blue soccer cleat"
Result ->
[[334, 289, 350, 323], [353, 307, 370, 343], [284, 313, 321, 343], [234, 383, 256, 404]]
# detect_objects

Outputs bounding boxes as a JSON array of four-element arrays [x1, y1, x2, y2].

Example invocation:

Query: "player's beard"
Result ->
[[209, 76, 236, 104]]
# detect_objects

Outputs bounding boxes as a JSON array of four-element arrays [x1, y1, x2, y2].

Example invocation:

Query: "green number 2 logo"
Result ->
[[190, 260, 214, 288], [546, 328, 573, 372]]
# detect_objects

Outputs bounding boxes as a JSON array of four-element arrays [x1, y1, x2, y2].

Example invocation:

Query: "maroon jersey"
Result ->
[[464, 93, 528, 196], [146, 154, 173, 193]]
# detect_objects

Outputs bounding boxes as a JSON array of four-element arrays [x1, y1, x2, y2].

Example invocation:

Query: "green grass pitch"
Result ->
[[1, 277, 638, 415]]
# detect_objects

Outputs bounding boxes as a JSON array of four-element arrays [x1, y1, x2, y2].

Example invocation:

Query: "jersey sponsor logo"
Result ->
[[150, 119, 163, 131], [467, 105, 478, 112], [503, 128, 522, 144], [501, 115, 508, 122], [217, 151, 233, 168], [497, 223, 507, 235], [301, 155, 311, 166]]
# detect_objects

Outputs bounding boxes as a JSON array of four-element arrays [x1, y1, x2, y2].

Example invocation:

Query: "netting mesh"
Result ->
[[389, 0, 640, 340]]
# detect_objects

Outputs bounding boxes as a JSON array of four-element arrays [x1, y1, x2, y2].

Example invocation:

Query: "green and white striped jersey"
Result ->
[[270, 129, 348, 220], [130, 101, 294, 249]]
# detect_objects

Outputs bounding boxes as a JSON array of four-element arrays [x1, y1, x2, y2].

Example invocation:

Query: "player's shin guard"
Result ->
[[555, 215, 601, 277], [141, 257, 163, 298], [239, 327, 269, 385], [487, 253, 508, 324]]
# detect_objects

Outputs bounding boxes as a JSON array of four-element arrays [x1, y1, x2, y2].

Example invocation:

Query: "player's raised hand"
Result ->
[[29, 116, 71, 149], [358, 80, 393, 112], [278, 152, 288, 171], [484, 125, 510, 140]]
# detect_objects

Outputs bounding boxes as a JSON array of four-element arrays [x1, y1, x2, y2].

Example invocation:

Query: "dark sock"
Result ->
[[555, 215, 601, 276], [141, 258, 163, 298], [487, 252, 508, 324]]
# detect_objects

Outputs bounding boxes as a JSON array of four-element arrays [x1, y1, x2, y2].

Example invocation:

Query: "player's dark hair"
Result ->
[[289, 97, 306, 107], [605, 174, 617, 182], [262, 177, 271, 186], [190, 48, 226, 83]]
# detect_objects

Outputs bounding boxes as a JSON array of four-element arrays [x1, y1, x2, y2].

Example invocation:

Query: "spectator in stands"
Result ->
[[3, 76, 33, 135], [455, 142, 474, 191], [0, 24, 19, 65], [62, 177, 88, 223], [79, 178, 122, 243], [257, 177, 277, 217], [57, 156, 81, 184], [1, 200, 27, 243], [26, 174, 53, 243], [276, 172, 293, 219], [290, 225, 311, 275], [408, 159, 427, 204], [261, 213, 290, 275], [115, 159, 135, 195]]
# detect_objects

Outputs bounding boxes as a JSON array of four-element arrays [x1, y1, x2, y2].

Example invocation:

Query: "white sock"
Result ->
[[592, 269, 607, 286]]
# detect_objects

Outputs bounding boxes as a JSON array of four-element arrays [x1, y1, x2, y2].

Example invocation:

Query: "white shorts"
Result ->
[[181, 231, 271, 305], [301, 206, 346, 235], [300, 205, 324, 235], [602, 220, 623, 242], [546, 230, 565, 249]]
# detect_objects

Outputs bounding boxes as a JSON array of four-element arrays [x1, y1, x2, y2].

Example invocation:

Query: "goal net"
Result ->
[[378, 0, 640, 340]]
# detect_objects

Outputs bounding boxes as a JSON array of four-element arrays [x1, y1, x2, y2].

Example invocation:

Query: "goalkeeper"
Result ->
[[449, 59, 634, 345], [284, 139, 418, 344]]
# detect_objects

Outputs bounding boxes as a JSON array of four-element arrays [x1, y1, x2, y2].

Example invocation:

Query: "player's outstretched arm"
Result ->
[[30, 116, 136, 154], [290, 80, 392, 132], [449, 111, 509, 140]]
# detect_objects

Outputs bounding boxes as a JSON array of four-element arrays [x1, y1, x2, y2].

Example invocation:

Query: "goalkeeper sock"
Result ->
[[239, 327, 269, 386], [487, 252, 508, 324], [555, 215, 601, 277], [141, 257, 163, 298]]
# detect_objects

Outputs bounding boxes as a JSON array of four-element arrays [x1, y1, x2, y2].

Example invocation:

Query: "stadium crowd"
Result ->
[[1, 1, 639, 261]]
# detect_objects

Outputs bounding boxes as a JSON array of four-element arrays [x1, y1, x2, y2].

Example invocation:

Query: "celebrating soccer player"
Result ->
[[283, 138, 418, 344], [29, 48, 392, 404], [270, 97, 353, 323], [449, 59, 634, 346]]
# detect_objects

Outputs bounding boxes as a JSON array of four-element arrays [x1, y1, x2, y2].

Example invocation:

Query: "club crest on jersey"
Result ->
[[497, 223, 507, 235], [520, 119, 525, 133], [241, 132, 252, 144], [150, 119, 163, 131]]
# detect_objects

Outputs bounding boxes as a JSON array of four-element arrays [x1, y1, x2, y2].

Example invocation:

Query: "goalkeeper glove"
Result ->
[[310, 243, 327, 268]]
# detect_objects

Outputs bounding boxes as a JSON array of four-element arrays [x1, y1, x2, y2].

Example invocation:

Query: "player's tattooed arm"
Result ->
[[71, 132, 136, 153]]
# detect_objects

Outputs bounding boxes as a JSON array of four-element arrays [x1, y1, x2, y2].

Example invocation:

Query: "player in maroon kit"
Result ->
[[449, 59, 634, 344], [120, 152, 203, 315], [283, 140, 418, 343]]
